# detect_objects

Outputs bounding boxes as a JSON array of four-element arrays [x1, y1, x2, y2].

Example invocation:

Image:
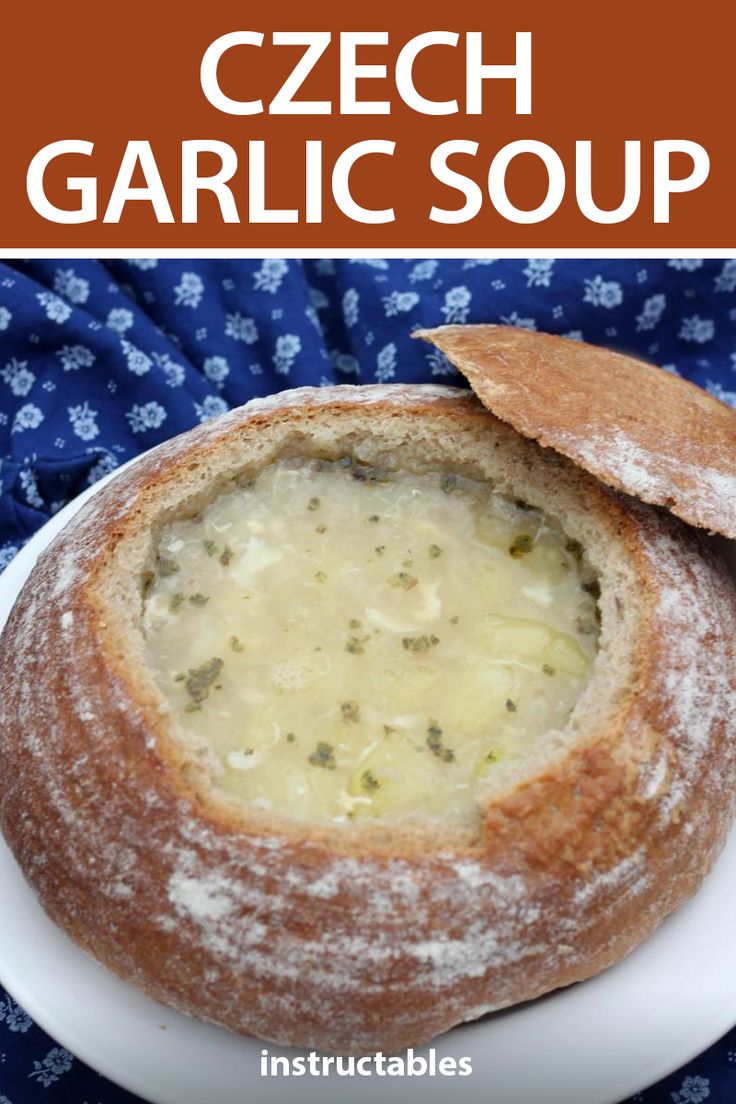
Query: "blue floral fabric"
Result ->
[[1, 257, 736, 1104]]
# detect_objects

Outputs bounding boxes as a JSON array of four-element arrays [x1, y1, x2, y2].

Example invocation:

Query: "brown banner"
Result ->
[[2, 0, 734, 248]]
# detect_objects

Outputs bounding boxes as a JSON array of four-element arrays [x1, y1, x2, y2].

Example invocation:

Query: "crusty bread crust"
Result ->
[[1, 383, 736, 1054], [415, 325, 736, 539]]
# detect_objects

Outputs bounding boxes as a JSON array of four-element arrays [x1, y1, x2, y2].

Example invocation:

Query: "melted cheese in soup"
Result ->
[[142, 459, 599, 825]]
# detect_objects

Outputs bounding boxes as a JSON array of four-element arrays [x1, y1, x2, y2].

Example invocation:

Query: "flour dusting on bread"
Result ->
[[1, 382, 736, 1053], [415, 324, 736, 538]]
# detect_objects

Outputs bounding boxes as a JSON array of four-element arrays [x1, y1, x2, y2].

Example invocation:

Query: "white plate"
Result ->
[[1, 464, 736, 1104]]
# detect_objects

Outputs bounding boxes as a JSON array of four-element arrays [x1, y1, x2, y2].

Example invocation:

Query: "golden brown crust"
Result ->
[[1, 383, 736, 1054], [415, 324, 736, 538]]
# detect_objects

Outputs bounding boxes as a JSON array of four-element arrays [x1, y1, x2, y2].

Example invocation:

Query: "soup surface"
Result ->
[[142, 458, 599, 824]]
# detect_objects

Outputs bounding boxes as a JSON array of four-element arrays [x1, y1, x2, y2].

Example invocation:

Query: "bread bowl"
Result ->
[[1, 326, 736, 1056]]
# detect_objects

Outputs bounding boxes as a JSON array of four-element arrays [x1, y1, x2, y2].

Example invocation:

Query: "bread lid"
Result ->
[[415, 324, 736, 538]]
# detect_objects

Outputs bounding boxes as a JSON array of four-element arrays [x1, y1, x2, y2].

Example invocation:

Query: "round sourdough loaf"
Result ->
[[1, 376, 736, 1054]]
